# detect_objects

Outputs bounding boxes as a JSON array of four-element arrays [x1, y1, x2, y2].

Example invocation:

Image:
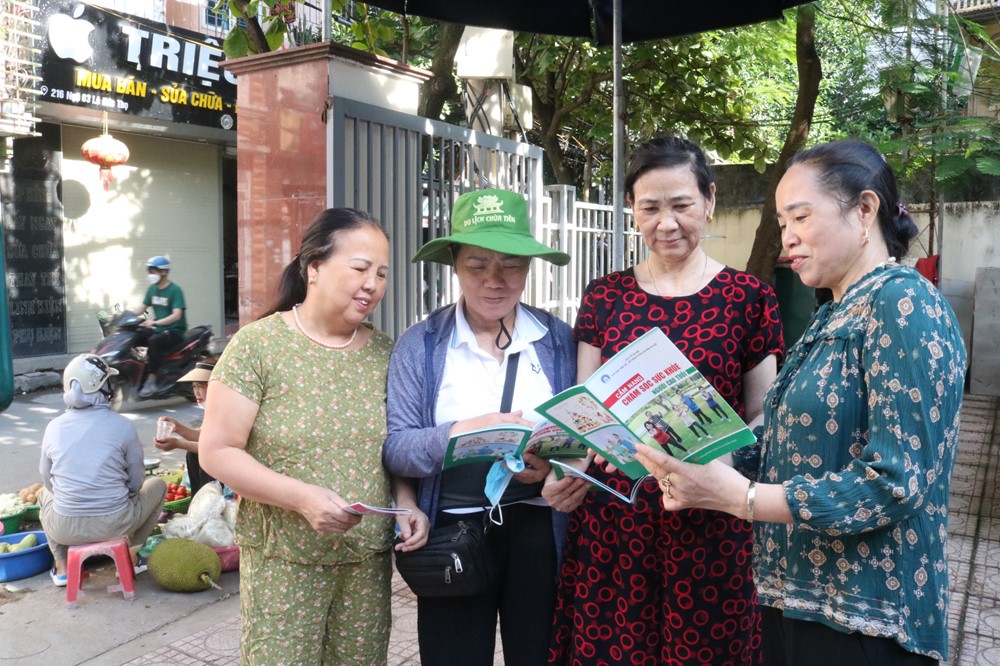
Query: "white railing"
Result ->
[[954, 0, 1000, 18], [529, 185, 641, 324], [954, 0, 992, 11], [90, 0, 165, 24]]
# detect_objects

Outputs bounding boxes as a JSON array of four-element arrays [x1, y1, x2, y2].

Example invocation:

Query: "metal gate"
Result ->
[[327, 97, 546, 340]]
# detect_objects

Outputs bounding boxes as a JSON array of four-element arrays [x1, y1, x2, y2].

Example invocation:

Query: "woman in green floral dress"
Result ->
[[200, 209, 429, 665], [637, 140, 966, 665]]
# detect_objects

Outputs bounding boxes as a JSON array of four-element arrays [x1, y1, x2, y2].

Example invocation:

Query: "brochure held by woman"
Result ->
[[444, 328, 754, 480], [536, 327, 755, 479]]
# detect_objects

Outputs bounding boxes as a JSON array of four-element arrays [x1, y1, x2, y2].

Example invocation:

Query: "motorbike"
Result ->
[[94, 308, 214, 407]]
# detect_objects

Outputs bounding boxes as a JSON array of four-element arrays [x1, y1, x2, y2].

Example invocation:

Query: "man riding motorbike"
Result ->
[[132, 255, 187, 397]]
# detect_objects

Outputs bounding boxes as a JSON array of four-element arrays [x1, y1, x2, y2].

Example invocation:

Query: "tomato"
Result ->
[[167, 483, 178, 493]]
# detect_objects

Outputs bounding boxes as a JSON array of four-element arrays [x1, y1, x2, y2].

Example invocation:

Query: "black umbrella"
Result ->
[[355, 0, 813, 267], [363, 0, 808, 46]]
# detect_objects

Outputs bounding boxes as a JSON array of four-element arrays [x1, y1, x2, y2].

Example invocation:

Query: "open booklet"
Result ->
[[535, 327, 755, 479], [444, 327, 755, 481], [444, 418, 589, 469], [550, 460, 655, 504]]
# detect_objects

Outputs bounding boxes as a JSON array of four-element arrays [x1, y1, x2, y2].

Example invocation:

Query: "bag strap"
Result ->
[[481, 351, 522, 529], [500, 352, 520, 413]]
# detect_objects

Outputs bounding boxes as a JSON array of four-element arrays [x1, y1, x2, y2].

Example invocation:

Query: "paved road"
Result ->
[[1, 388, 203, 494], [0, 389, 241, 666]]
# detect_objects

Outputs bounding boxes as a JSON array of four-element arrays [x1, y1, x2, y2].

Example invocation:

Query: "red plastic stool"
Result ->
[[65, 537, 135, 608]]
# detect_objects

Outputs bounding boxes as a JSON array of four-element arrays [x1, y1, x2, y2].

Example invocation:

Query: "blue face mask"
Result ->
[[483, 454, 525, 512]]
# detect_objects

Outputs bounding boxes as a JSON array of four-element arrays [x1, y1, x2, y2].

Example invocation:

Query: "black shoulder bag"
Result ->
[[393, 352, 520, 597]]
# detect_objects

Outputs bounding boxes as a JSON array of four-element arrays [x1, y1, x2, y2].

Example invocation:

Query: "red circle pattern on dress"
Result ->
[[549, 266, 785, 666]]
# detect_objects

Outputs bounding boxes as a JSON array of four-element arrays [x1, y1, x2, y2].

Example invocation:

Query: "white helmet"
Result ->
[[63, 354, 119, 393]]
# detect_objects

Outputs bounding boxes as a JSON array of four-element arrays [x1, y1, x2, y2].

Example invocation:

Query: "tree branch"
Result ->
[[230, 0, 271, 54], [746, 4, 821, 281]]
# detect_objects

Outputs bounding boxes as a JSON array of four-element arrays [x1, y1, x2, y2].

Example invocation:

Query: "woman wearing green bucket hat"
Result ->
[[384, 188, 574, 665]]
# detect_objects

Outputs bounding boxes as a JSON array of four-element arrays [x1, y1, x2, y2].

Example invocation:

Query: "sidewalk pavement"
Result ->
[[1, 393, 998, 665]]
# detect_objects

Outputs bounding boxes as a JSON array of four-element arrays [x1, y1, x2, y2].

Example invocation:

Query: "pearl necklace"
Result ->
[[292, 304, 358, 350]]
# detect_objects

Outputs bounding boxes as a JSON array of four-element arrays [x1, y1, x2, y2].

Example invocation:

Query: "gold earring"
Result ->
[[862, 227, 870, 246], [308, 276, 316, 285]]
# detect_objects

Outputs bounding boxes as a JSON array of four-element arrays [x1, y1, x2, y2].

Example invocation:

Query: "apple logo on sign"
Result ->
[[48, 4, 95, 63]]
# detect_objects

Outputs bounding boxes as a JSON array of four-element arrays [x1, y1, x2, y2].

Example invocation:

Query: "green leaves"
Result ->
[[936, 154, 972, 181], [975, 155, 1000, 176], [263, 15, 287, 51], [222, 27, 253, 57], [217, 0, 298, 58]]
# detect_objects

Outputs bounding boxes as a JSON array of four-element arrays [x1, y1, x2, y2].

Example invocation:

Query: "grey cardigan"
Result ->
[[383, 303, 576, 535]]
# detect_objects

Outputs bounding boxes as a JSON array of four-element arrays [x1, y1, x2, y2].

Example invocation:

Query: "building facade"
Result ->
[[4, 0, 256, 372]]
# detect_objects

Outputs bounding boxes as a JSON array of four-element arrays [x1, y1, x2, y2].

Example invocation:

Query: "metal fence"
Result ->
[[326, 97, 639, 339], [542, 186, 642, 324]]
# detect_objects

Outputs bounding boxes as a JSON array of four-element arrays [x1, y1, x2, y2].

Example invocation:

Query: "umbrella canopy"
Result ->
[[364, 0, 810, 45]]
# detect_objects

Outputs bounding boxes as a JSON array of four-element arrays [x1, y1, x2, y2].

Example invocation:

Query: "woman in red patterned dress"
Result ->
[[543, 136, 784, 666]]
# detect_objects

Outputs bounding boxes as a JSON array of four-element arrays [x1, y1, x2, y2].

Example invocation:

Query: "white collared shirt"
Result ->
[[435, 300, 554, 425]]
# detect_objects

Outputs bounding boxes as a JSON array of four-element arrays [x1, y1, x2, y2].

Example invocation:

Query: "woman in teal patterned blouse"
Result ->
[[637, 140, 966, 665]]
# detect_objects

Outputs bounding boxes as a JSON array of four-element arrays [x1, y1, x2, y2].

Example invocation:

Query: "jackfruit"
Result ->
[[148, 538, 222, 592]]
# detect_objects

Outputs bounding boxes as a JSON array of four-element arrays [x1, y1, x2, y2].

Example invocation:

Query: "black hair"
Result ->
[[262, 208, 388, 318], [624, 136, 715, 202], [786, 140, 918, 259]]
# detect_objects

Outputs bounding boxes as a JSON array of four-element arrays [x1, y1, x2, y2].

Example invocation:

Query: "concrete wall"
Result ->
[[700, 206, 764, 272], [937, 200, 1000, 365]]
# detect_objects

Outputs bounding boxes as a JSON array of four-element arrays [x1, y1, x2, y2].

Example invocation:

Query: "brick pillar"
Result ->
[[223, 44, 332, 325]]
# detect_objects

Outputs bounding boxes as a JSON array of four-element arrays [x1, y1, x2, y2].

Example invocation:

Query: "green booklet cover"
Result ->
[[536, 327, 755, 479]]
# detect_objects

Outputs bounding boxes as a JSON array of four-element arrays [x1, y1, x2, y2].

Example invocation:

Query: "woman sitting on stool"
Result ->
[[39, 354, 166, 586]]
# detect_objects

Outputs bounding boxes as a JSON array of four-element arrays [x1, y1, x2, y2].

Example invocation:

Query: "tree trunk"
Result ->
[[745, 5, 821, 281], [230, 0, 271, 54], [418, 23, 464, 120], [534, 95, 571, 184]]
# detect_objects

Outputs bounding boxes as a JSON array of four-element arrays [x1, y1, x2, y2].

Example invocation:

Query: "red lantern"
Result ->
[[81, 113, 129, 190]]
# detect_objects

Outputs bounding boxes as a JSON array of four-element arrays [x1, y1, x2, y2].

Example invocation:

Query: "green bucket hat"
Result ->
[[412, 189, 571, 266]]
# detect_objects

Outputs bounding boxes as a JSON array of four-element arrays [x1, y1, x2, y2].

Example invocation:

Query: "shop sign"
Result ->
[[37, 1, 237, 131]]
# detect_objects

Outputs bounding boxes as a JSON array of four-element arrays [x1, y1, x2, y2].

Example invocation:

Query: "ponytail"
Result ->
[[261, 256, 307, 318], [886, 202, 919, 260]]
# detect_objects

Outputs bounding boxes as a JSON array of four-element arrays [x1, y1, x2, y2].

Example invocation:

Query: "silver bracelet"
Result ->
[[746, 481, 757, 523]]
